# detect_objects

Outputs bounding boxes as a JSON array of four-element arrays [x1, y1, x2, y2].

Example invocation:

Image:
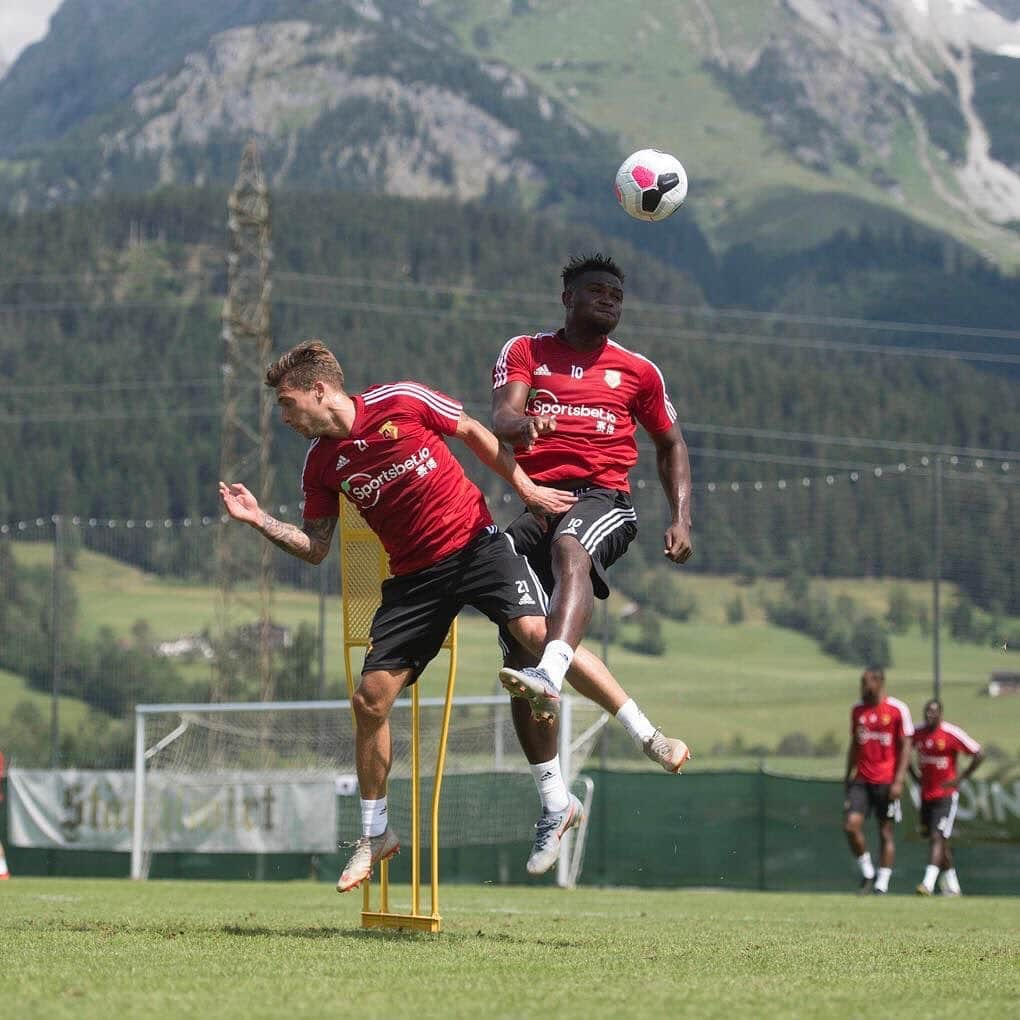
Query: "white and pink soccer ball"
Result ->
[[614, 149, 688, 222]]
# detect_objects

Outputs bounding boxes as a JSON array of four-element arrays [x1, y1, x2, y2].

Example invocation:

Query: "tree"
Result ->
[[885, 584, 915, 634], [622, 609, 666, 657], [726, 594, 745, 624], [948, 592, 975, 641], [850, 617, 892, 669]]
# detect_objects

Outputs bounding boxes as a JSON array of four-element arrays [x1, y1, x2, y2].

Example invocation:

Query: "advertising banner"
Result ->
[[8, 769, 337, 853], [907, 763, 1020, 844]]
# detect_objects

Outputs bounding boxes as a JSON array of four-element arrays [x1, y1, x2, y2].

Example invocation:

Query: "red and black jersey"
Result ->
[[850, 697, 914, 785], [912, 722, 981, 802], [300, 382, 493, 575], [492, 329, 677, 492]]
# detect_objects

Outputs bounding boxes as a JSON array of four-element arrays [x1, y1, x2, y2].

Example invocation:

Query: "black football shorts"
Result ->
[[920, 794, 959, 839], [504, 484, 637, 600], [845, 781, 901, 822], [362, 527, 547, 683]]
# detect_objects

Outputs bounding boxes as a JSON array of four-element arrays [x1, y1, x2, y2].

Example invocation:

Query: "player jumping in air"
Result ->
[[843, 667, 914, 894], [910, 698, 983, 896], [221, 340, 689, 889], [491, 253, 693, 872]]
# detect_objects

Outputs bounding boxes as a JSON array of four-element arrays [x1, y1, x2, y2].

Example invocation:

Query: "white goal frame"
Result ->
[[132, 694, 605, 887]]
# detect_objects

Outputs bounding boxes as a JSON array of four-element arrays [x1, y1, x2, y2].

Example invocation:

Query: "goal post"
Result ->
[[129, 695, 606, 882]]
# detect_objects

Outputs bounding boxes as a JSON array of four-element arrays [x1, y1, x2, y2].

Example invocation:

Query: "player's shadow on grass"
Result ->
[[221, 925, 457, 942], [220, 925, 358, 939], [220, 926, 582, 947]]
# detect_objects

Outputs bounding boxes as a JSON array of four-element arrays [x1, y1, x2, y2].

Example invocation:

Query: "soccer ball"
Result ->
[[614, 149, 688, 222]]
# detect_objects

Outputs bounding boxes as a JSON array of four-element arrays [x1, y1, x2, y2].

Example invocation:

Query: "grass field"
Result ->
[[5, 542, 1019, 765], [0, 668, 91, 731], [2, 878, 1017, 1018]]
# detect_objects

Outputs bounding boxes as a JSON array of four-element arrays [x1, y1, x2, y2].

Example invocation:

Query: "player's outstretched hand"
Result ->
[[518, 414, 556, 451], [663, 522, 693, 563], [219, 481, 262, 526]]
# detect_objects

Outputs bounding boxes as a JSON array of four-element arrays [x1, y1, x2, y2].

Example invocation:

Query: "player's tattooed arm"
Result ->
[[219, 481, 336, 564], [260, 514, 337, 564]]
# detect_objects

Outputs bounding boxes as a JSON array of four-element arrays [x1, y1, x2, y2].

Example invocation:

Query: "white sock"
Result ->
[[922, 864, 939, 892], [942, 868, 961, 894], [857, 852, 875, 880], [615, 698, 656, 747], [537, 640, 574, 691], [529, 756, 570, 813], [360, 797, 388, 838], [0, 844, 8, 877], [874, 867, 892, 893]]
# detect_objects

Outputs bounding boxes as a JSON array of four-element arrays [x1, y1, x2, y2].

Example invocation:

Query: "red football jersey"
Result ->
[[300, 382, 493, 575], [912, 722, 981, 802], [492, 329, 677, 492], [850, 697, 914, 785]]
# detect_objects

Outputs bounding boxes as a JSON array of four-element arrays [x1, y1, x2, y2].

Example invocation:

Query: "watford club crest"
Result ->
[[379, 420, 399, 440]]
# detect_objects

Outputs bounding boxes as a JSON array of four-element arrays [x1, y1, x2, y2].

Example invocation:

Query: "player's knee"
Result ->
[[551, 535, 590, 572], [353, 678, 395, 724], [843, 814, 861, 836]]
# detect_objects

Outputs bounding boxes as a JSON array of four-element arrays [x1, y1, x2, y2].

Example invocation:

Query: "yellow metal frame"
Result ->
[[338, 497, 457, 933]]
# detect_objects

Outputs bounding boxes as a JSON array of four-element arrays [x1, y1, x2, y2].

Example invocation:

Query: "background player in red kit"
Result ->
[[490, 253, 693, 862], [843, 667, 914, 894], [910, 698, 983, 896]]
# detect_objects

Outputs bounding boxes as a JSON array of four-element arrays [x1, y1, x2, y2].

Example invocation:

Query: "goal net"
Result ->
[[131, 695, 608, 883]]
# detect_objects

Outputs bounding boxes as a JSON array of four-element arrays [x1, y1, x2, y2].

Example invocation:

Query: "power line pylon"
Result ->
[[214, 140, 275, 703]]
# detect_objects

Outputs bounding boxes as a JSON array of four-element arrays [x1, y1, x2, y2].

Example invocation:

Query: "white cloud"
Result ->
[[0, 0, 63, 67]]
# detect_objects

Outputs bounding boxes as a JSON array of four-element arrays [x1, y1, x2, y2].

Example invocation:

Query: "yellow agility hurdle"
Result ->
[[338, 496, 457, 933]]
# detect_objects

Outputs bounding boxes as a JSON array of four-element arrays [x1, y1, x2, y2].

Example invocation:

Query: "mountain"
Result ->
[[434, 0, 1020, 265], [0, 0, 608, 207], [1, 0, 1019, 271]]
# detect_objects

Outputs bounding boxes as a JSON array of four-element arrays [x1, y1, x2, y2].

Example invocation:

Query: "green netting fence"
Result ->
[[3, 770, 1016, 895]]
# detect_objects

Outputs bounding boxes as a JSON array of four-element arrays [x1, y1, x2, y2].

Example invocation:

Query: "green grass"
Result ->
[[0, 879, 1017, 1018], [7, 543, 1019, 762], [0, 668, 92, 731]]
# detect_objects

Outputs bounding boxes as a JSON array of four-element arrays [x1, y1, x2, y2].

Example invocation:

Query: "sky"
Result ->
[[0, 0, 62, 68]]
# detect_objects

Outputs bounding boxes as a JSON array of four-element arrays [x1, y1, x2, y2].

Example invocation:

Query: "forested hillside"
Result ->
[[1, 189, 1017, 610]]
